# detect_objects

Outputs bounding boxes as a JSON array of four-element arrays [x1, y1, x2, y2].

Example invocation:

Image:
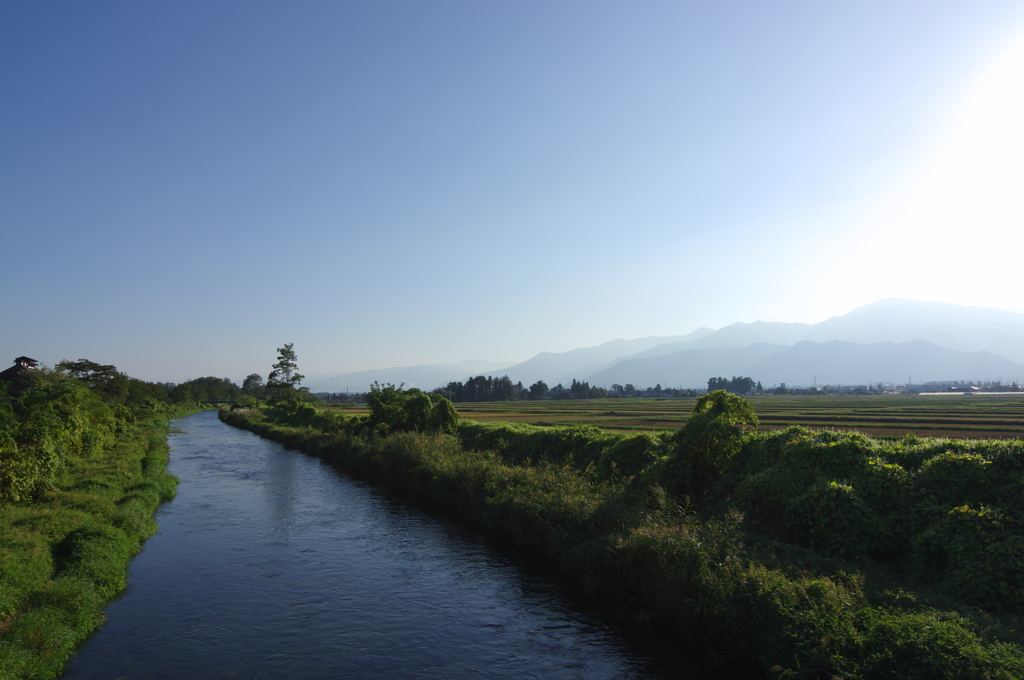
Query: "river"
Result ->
[[61, 411, 719, 679]]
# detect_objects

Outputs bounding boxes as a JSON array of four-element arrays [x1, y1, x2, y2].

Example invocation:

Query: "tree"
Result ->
[[242, 373, 266, 398], [267, 343, 304, 403], [528, 380, 548, 400], [170, 377, 241, 403], [707, 375, 757, 395], [56, 359, 123, 400]]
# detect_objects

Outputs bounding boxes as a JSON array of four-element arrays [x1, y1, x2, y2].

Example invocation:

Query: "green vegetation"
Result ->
[[0, 365, 205, 680], [224, 389, 1024, 679], [707, 375, 759, 394], [165, 376, 241, 403], [267, 343, 304, 404], [438, 375, 611, 401]]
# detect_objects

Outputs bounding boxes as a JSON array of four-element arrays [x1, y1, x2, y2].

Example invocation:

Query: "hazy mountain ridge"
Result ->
[[501, 329, 716, 386], [578, 299, 1024, 388], [676, 299, 1024, 360], [742, 339, 1024, 386], [308, 299, 1024, 391], [586, 343, 790, 389], [587, 339, 1024, 389]]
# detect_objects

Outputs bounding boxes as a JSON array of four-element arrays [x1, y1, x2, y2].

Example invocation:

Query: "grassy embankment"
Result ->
[[223, 390, 1024, 679], [0, 369, 205, 680]]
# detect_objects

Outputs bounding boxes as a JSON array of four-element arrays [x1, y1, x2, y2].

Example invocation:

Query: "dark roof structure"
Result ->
[[1, 356, 40, 397]]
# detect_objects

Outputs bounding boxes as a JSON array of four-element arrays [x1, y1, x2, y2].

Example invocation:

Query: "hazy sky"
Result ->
[[4, 2, 1024, 383]]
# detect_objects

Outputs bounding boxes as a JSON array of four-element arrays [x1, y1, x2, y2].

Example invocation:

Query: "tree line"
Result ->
[[0, 343, 314, 502], [433, 376, 708, 402], [435, 376, 612, 401], [707, 376, 761, 395]]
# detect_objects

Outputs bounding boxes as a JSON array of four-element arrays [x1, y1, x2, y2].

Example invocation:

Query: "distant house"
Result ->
[[0, 356, 39, 397]]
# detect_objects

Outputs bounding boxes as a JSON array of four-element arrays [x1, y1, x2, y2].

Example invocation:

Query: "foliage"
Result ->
[[1, 369, 116, 502], [915, 452, 994, 508], [266, 343, 305, 404], [914, 505, 1024, 612], [241, 373, 266, 399], [365, 383, 459, 435], [659, 390, 759, 498], [785, 480, 880, 558], [707, 375, 757, 394], [56, 358, 174, 413], [597, 432, 665, 478], [168, 376, 241, 404], [458, 421, 610, 470], [231, 395, 266, 411], [54, 359, 120, 396], [441, 375, 520, 402], [528, 380, 548, 400]]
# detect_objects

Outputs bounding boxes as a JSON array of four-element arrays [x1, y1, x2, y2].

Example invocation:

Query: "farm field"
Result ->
[[323, 394, 1024, 439]]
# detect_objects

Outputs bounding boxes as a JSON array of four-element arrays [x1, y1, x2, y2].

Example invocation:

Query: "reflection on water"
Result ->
[[61, 411, 713, 679]]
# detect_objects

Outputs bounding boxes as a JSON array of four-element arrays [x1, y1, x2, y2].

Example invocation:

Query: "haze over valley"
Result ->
[[305, 299, 1024, 393]]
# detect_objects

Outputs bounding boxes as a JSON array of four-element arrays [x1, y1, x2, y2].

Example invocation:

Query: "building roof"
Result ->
[[2, 357, 39, 397]]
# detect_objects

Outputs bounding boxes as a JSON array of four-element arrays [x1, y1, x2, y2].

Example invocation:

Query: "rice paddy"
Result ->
[[324, 394, 1024, 438]]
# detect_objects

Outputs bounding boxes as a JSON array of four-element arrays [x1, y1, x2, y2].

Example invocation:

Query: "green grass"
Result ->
[[0, 411, 197, 680]]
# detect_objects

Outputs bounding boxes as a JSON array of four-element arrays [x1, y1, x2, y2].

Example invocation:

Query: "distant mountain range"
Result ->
[[306, 299, 1024, 392]]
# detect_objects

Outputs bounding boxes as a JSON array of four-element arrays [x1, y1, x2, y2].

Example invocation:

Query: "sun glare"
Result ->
[[835, 32, 1024, 312]]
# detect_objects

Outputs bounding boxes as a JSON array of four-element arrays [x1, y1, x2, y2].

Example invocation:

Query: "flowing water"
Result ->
[[61, 411, 719, 679]]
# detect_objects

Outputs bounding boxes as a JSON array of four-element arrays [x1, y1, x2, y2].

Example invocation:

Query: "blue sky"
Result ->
[[4, 2, 1024, 383]]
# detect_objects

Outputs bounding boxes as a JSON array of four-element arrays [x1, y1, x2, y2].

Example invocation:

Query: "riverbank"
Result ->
[[221, 395, 1024, 679], [62, 410, 689, 679], [0, 406, 205, 680]]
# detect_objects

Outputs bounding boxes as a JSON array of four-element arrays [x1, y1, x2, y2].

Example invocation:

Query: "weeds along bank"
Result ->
[[221, 388, 1024, 679], [0, 368, 205, 680]]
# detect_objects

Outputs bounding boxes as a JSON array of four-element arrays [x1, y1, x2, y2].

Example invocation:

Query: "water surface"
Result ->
[[62, 411, 714, 679]]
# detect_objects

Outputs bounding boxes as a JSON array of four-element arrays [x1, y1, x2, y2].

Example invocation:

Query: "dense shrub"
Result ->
[[914, 505, 1024, 612], [785, 480, 881, 558], [1, 371, 116, 502], [597, 432, 664, 479], [915, 452, 994, 508], [365, 383, 459, 435], [661, 390, 758, 498]]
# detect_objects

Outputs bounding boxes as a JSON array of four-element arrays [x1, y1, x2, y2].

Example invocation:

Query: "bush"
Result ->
[[660, 390, 758, 498], [785, 480, 880, 558], [366, 383, 459, 435], [597, 432, 664, 479], [914, 505, 1024, 613], [1, 371, 116, 501], [915, 452, 994, 508], [231, 395, 266, 410]]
